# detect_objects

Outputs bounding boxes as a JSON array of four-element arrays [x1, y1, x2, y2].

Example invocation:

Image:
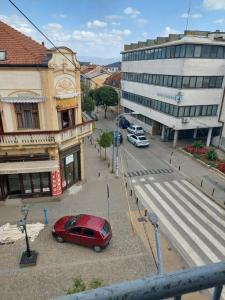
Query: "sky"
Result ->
[[2, 0, 225, 61]]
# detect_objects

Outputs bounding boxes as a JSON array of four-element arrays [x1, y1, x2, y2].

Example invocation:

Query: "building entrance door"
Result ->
[[0, 176, 8, 200], [65, 161, 74, 187]]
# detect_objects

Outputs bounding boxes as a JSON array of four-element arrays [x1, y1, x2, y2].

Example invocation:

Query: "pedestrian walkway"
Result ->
[[133, 176, 225, 299]]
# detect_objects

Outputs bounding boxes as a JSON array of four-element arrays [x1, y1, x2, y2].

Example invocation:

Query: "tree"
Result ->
[[94, 86, 118, 119], [97, 131, 112, 159], [82, 96, 95, 113]]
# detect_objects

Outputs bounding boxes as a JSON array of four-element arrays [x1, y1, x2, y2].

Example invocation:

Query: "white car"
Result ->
[[127, 134, 150, 147], [127, 125, 144, 135]]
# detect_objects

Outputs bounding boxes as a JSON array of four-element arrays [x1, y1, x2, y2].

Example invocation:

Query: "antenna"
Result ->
[[185, 0, 191, 31]]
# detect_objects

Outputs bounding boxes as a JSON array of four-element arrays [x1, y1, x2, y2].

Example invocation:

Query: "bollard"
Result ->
[[212, 188, 215, 196], [108, 162, 110, 168], [130, 190, 133, 196], [43, 208, 49, 225], [178, 165, 181, 171], [98, 172, 100, 177], [200, 179, 203, 187], [144, 209, 147, 216], [136, 197, 138, 204], [169, 158, 172, 164], [125, 182, 127, 189]]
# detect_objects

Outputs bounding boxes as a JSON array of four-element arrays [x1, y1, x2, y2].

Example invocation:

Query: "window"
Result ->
[[15, 103, 39, 129], [210, 46, 218, 58], [166, 47, 171, 58], [189, 77, 197, 88], [216, 77, 223, 88], [175, 45, 181, 58], [185, 44, 194, 57], [202, 45, 211, 58], [194, 45, 202, 57], [0, 51, 6, 60], [70, 227, 81, 234], [182, 77, 190, 88], [180, 45, 186, 57], [209, 77, 216, 88], [178, 107, 184, 117], [190, 106, 196, 116], [161, 47, 166, 59], [101, 222, 110, 237], [212, 105, 218, 115], [196, 77, 203, 88], [172, 76, 178, 88], [167, 76, 173, 87], [201, 106, 207, 116], [163, 75, 168, 86], [217, 47, 224, 58], [184, 106, 190, 116], [176, 76, 182, 88], [202, 77, 210, 88]]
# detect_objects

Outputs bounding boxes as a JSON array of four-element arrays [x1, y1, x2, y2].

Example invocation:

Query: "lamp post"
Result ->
[[148, 212, 163, 274], [114, 112, 137, 177], [17, 205, 38, 267]]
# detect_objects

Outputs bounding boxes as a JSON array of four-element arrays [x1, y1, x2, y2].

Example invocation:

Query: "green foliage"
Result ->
[[97, 131, 112, 149], [89, 278, 104, 290], [67, 276, 86, 295], [67, 277, 104, 295], [82, 96, 95, 112], [206, 149, 217, 161], [93, 86, 118, 118], [97, 131, 112, 159], [192, 140, 204, 148]]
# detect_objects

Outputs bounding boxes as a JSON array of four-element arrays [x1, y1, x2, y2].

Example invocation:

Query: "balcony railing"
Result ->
[[54, 261, 225, 300], [0, 121, 92, 147]]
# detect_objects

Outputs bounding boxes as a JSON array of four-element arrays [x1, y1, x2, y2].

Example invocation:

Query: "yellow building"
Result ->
[[0, 21, 92, 200], [82, 66, 112, 89]]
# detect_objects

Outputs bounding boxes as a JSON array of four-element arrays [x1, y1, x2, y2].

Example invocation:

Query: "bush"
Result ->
[[192, 140, 204, 148], [89, 278, 104, 290], [206, 149, 217, 161], [218, 162, 225, 173], [183, 145, 207, 155], [67, 277, 86, 295]]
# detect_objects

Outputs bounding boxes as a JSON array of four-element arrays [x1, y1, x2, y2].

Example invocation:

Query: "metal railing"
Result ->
[[0, 121, 92, 147], [54, 262, 225, 300]]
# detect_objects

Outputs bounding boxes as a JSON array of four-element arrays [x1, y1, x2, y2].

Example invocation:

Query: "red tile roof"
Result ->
[[104, 72, 121, 89], [0, 20, 48, 65]]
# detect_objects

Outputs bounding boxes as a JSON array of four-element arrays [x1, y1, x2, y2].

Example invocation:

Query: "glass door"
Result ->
[[66, 162, 74, 187]]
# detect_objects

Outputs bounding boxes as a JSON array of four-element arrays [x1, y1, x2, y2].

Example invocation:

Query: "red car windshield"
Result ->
[[101, 222, 110, 237], [64, 215, 81, 229]]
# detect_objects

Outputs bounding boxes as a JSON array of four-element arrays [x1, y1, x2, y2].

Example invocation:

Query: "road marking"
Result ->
[[165, 182, 225, 241], [131, 179, 136, 183], [149, 177, 155, 181], [140, 178, 146, 182], [182, 180, 225, 215], [155, 182, 225, 257], [174, 181, 225, 228], [145, 183, 220, 263], [135, 185, 205, 266], [121, 147, 146, 170]]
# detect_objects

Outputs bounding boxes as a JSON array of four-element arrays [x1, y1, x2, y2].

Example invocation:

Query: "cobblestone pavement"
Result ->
[[0, 136, 209, 300]]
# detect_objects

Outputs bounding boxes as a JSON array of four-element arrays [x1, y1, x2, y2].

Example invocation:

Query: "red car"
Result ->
[[52, 214, 112, 252]]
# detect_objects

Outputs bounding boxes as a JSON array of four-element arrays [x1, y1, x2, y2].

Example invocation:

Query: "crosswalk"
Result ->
[[134, 177, 225, 298]]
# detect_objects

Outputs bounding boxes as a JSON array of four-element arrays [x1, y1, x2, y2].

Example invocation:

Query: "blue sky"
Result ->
[[2, 0, 225, 60]]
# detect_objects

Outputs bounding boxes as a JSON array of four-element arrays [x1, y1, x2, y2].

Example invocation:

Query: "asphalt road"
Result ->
[[96, 112, 225, 299]]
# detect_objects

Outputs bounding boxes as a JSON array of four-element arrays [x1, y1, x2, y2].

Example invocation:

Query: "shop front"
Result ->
[[60, 145, 81, 190], [0, 160, 59, 200]]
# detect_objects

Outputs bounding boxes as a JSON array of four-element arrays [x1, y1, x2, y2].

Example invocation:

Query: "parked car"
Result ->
[[127, 134, 150, 147], [110, 130, 123, 145], [119, 116, 130, 129], [127, 125, 144, 135], [52, 214, 112, 252]]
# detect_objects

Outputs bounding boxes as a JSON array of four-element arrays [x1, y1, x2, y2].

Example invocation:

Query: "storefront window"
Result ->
[[32, 173, 41, 192], [8, 174, 21, 194], [22, 174, 32, 194], [41, 173, 50, 192]]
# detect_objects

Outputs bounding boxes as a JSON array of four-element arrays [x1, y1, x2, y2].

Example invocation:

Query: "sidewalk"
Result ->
[[0, 135, 208, 299]]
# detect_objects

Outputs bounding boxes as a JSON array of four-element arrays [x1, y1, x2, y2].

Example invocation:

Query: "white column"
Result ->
[[193, 128, 198, 139], [206, 128, 213, 147], [161, 125, 165, 140], [173, 130, 178, 148]]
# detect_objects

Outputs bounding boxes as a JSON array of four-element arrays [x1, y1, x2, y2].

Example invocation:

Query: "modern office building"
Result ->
[[121, 30, 225, 149], [0, 21, 92, 200]]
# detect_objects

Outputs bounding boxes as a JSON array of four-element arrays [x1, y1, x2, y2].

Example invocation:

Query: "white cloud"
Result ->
[[181, 13, 202, 18], [142, 32, 148, 38], [124, 7, 140, 18], [73, 30, 96, 41], [203, 0, 225, 10], [106, 15, 122, 20], [136, 18, 149, 25], [111, 22, 120, 26], [43, 23, 63, 30], [0, 14, 34, 34], [165, 26, 178, 35], [43, 23, 71, 43], [52, 13, 67, 19], [111, 29, 131, 36], [214, 18, 225, 23], [87, 20, 107, 29]]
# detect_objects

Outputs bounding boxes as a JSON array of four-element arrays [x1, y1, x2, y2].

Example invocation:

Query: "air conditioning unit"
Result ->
[[181, 117, 190, 124]]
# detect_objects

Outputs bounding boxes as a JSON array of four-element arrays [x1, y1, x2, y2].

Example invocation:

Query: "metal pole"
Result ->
[[111, 132, 115, 173], [115, 117, 119, 177], [212, 285, 223, 300], [154, 224, 163, 274], [24, 225, 31, 257], [107, 184, 110, 221]]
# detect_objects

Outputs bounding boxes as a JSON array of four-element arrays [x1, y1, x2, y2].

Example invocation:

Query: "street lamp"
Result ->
[[114, 112, 137, 177], [17, 205, 38, 267], [148, 212, 163, 274]]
